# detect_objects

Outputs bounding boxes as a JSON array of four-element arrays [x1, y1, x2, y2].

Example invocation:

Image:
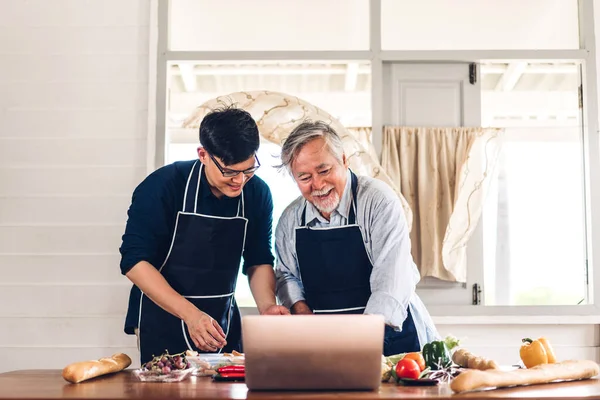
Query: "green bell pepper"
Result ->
[[422, 341, 451, 370]]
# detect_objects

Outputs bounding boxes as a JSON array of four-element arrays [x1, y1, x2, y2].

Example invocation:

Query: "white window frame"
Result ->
[[149, 0, 600, 318]]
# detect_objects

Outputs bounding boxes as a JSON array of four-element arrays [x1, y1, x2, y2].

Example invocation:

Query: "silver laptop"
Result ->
[[242, 314, 384, 391]]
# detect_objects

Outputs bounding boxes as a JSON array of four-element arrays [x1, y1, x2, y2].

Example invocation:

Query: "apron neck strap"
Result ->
[[194, 163, 203, 214], [182, 161, 200, 213], [348, 170, 358, 225], [236, 190, 245, 218], [182, 161, 245, 217], [300, 170, 359, 226], [300, 201, 307, 226]]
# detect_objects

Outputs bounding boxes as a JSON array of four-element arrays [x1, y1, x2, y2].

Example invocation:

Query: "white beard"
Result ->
[[311, 187, 340, 214]]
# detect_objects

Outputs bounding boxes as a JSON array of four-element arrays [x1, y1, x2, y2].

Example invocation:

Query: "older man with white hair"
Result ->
[[274, 121, 439, 355]]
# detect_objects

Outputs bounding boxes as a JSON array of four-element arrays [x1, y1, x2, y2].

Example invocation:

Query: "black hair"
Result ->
[[199, 106, 260, 165]]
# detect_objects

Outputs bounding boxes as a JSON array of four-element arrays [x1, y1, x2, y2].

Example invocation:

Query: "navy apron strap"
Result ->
[[236, 189, 245, 218], [300, 201, 307, 227], [182, 161, 200, 213], [193, 163, 202, 214], [348, 170, 358, 225]]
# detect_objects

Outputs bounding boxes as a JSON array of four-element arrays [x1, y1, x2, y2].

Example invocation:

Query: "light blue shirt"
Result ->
[[275, 169, 440, 346]]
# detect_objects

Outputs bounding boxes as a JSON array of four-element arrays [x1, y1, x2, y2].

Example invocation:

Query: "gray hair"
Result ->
[[279, 121, 345, 171]]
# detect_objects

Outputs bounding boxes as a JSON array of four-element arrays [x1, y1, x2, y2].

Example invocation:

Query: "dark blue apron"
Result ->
[[137, 161, 246, 364], [295, 171, 420, 356]]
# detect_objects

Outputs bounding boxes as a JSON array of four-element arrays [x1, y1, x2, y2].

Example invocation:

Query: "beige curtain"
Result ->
[[346, 127, 379, 162], [335, 126, 413, 229], [381, 126, 502, 282]]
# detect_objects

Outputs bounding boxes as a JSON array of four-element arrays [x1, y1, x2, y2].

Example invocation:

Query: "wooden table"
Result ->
[[1, 370, 600, 400]]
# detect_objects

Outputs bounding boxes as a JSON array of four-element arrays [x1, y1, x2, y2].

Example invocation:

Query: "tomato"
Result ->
[[403, 352, 426, 372], [395, 358, 421, 380]]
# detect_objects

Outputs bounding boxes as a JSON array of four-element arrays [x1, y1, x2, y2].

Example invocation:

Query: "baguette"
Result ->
[[62, 353, 132, 384], [450, 359, 600, 393], [452, 348, 500, 370]]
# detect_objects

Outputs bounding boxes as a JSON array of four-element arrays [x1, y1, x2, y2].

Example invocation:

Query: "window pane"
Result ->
[[169, 0, 370, 51], [168, 61, 372, 128], [166, 61, 372, 306], [381, 0, 579, 50], [481, 61, 587, 306]]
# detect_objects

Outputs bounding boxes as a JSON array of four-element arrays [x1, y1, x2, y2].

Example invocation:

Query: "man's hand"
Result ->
[[248, 264, 288, 315], [126, 261, 228, 351], [260, 304, 291, 315], [291, 300, 313, 315], [184, 309, 227, 352]]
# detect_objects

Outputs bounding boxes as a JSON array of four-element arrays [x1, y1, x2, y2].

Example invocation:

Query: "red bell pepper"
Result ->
[[218, 372, 245, 379], [217, 365, 245, 374]]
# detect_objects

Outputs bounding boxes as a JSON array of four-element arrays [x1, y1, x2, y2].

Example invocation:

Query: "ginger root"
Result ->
[[452, 348, 499, 370]]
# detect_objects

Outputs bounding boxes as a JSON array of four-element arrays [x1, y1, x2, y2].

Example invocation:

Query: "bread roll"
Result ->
[[62, 353, 132, 383], [451, 359, 600, 393]]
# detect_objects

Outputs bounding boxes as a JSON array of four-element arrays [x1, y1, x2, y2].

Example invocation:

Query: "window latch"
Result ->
[[469, 63, 477, 85], [472, 283, 482, 305]]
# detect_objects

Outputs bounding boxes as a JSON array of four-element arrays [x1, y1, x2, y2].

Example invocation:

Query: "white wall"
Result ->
[[0, 0, 150, 372], [436, 321, 599, 366]]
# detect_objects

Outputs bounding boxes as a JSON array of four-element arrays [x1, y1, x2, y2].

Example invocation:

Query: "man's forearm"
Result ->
[[364, 291, 409, 329], [247, 264, 278, 313], [125, 261, 197, 322], [291, 300, 313, 315]]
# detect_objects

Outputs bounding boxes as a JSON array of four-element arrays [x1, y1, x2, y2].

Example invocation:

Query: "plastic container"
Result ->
[[187, 353, 245, 377], [133, 368, 194, 382]]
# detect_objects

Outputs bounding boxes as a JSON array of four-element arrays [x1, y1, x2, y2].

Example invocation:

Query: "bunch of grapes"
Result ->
[[142, 350, 189, 374]]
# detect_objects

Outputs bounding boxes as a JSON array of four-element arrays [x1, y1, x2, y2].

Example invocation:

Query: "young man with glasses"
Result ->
[[120, 107, 289, 364]]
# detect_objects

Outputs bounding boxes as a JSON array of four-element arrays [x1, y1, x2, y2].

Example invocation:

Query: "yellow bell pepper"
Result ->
[[538, 337, 557, 363], [519, 338, 548, 368]]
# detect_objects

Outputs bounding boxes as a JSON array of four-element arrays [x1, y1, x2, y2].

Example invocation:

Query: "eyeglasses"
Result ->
[[208, 153, 261, 178]]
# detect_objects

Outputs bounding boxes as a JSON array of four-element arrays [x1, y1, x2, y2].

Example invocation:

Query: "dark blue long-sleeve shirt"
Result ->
[[120, 160, 274, 334]]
